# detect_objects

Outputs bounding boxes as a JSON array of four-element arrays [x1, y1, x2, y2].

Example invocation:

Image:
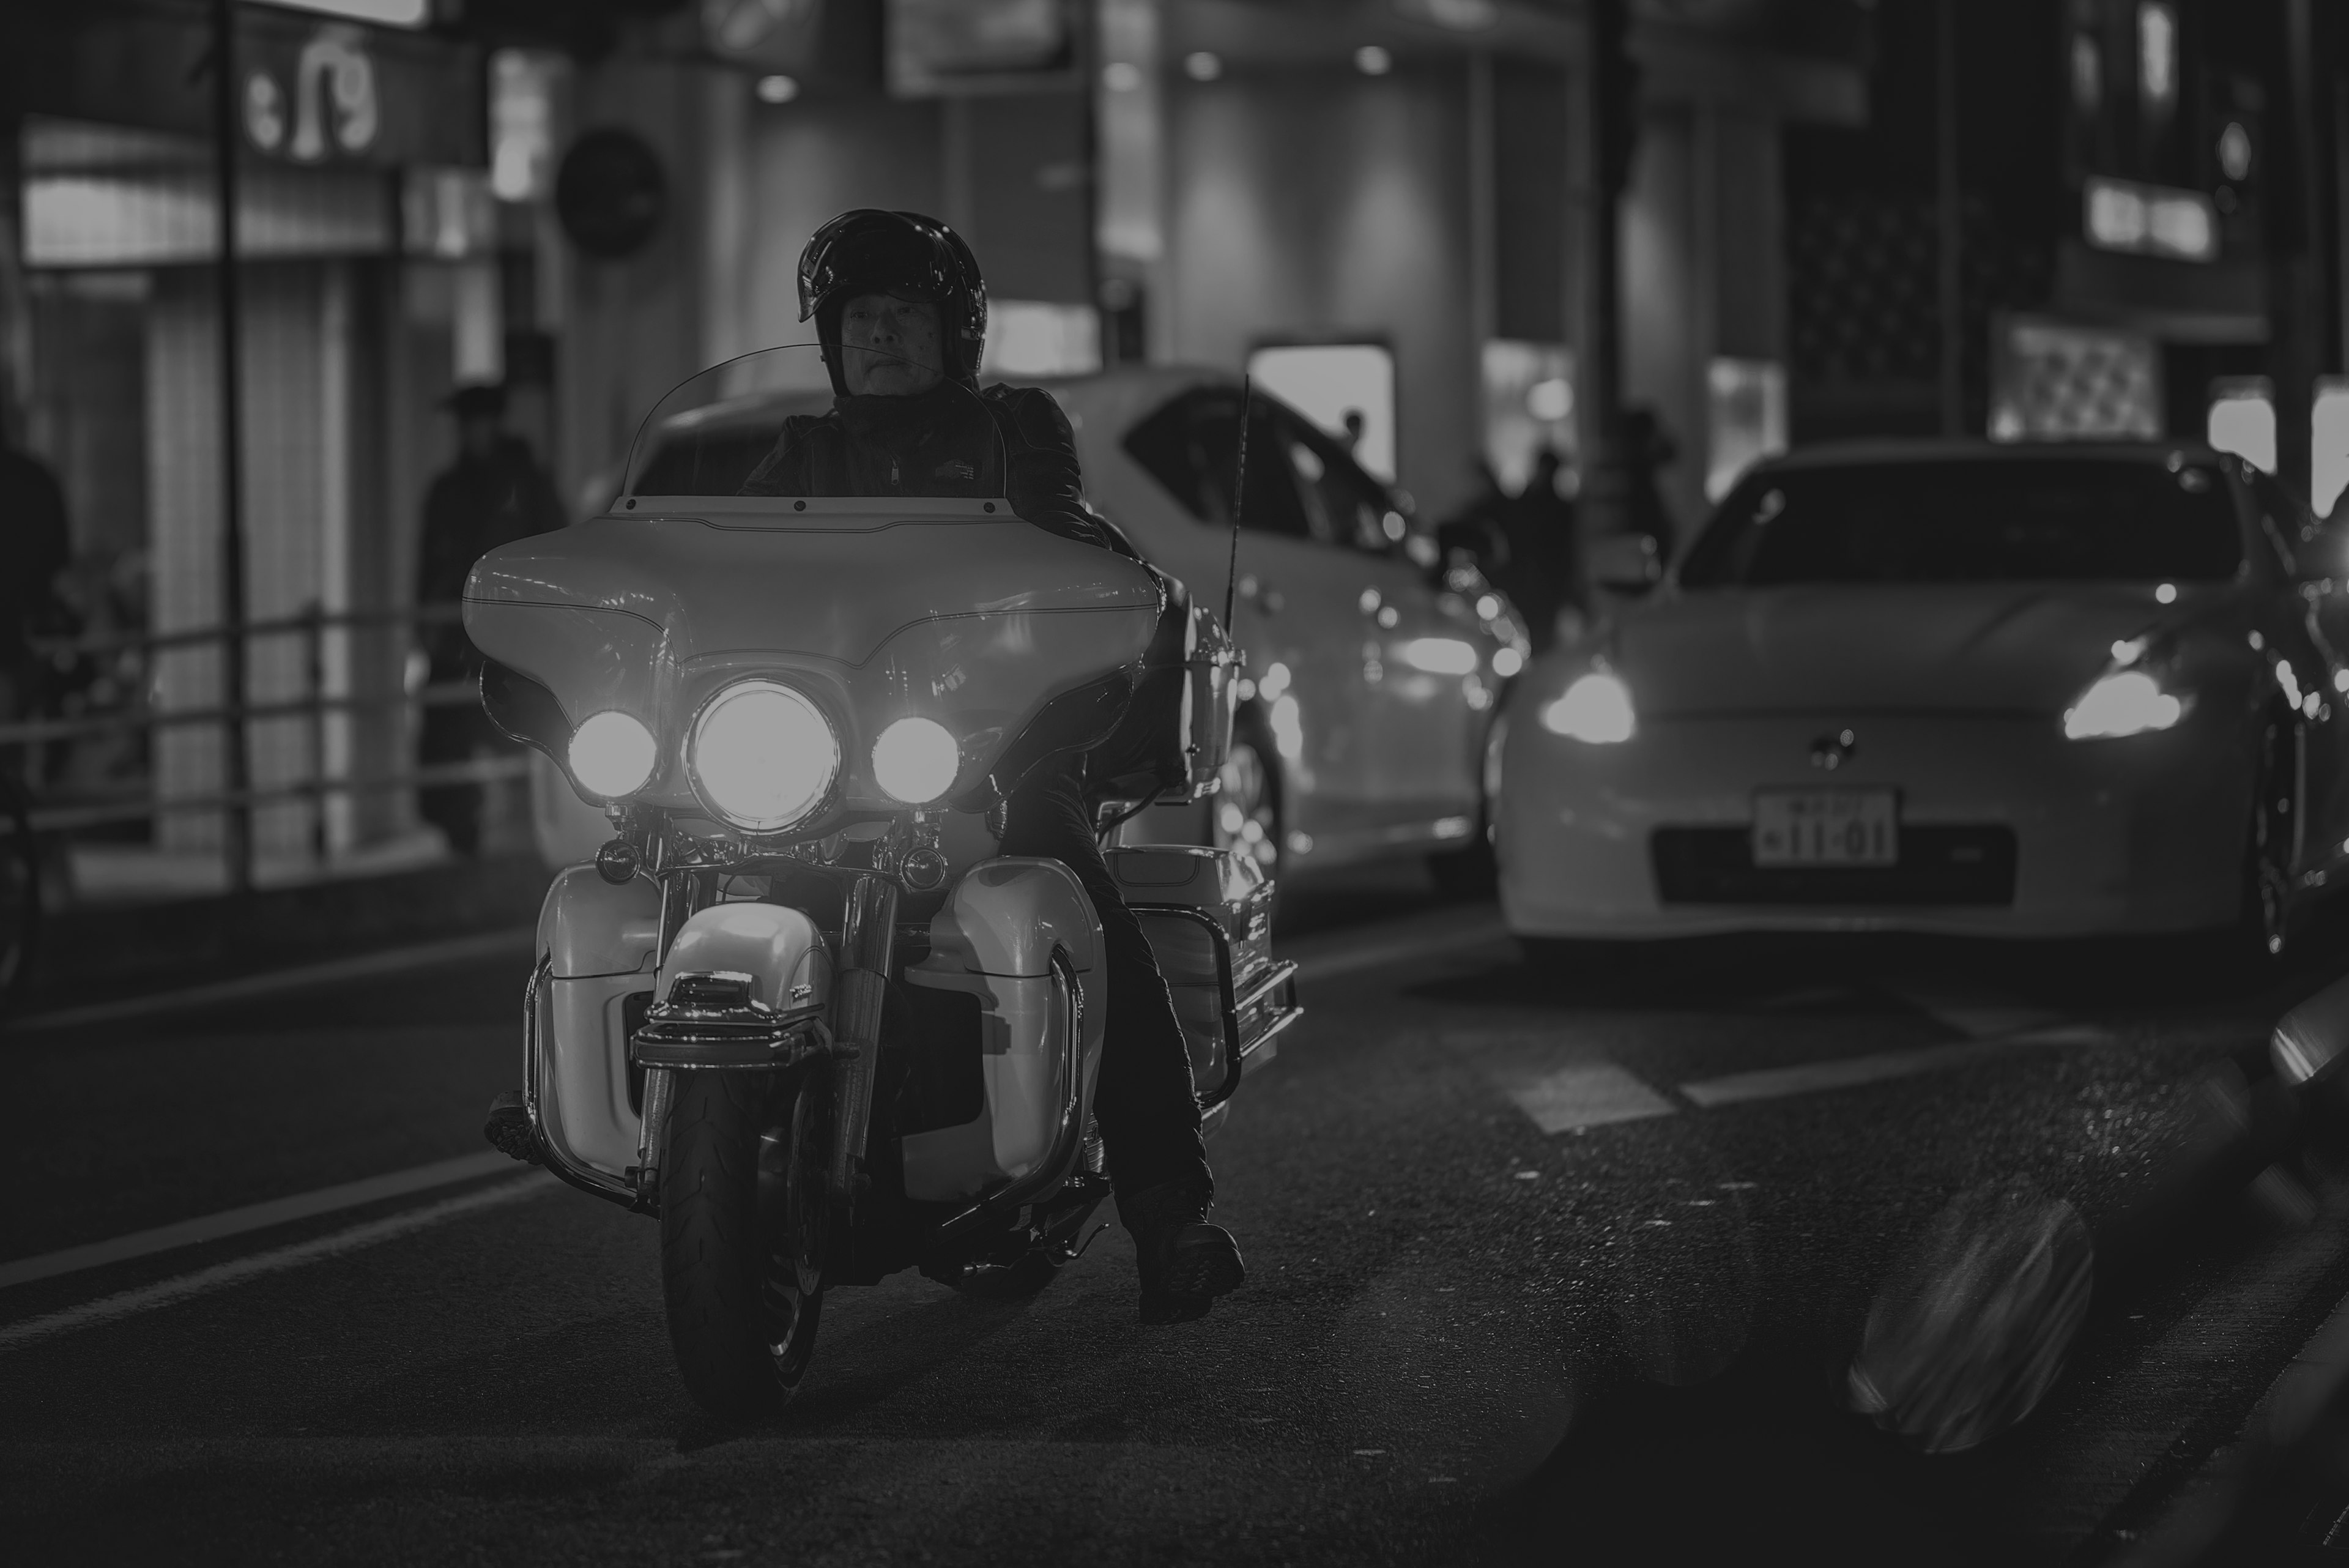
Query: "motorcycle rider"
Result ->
[[743, 209, 1246, 1323]]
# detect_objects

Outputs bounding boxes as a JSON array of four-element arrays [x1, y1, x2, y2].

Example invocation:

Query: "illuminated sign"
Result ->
[[250, 0, 429, 26], [243, 27, 379, 163], [2083, 176, 2217, 262]]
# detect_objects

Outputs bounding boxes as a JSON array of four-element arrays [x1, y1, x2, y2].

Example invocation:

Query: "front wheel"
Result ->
[[660, 1069, 828, 1419], [1213, 732, 1282, 877]]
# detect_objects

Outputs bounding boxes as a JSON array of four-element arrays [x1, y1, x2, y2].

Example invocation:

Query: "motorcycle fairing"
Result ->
[[900, 858, 1106, 1202], [655, 901, 833, 1018], [462, 506, 1161, 823]]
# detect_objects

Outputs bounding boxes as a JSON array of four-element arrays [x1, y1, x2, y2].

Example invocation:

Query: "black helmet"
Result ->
[[798, 209, 987, 395]]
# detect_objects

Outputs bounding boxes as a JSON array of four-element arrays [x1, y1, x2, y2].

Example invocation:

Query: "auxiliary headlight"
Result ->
[[2062, 669, 2184, 741], [688, 680, 839, 831], [1538, 671, 1636, 744], [568, 710, 657, 798], [872, 716, 960, 805]]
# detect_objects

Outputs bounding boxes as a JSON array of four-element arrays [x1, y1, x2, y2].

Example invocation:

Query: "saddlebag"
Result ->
[[1106, 845, 1299, 1121]]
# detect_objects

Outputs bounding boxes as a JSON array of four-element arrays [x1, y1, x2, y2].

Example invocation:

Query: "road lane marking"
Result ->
[[1504, 1063, 1678, 1132], [1679, 1025, 2114, 1107], [0, 1150, 521, 1291], [1887, 984, 2066, 1041], [1290, 911, 1508, 985], [8, 926, 536, 1033], [0, 1173, 554, 1353]]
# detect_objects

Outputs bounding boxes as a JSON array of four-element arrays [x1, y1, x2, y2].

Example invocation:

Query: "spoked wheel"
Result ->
[[1214, 734, 1281, 875], [660, 1068, 828, 1419], [0, 775, 39, 1011]]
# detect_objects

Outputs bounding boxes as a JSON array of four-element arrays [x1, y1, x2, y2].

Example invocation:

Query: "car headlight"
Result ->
[[871, 716, 960, 805], [2063, 669, 2184, 740], [1538, 671, 1636, 744], [688, 680, 839, 831], [568, 710, 657, 798]]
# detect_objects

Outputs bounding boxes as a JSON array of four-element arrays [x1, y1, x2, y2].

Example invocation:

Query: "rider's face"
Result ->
[[839, 292, 945, 396]]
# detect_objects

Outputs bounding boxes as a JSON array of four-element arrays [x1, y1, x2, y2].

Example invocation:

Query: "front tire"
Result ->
[[660, 1069, 828, 1419]]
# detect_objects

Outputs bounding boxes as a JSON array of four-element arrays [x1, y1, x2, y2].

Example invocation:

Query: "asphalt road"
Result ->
[[6, 864, 2348, 1566]]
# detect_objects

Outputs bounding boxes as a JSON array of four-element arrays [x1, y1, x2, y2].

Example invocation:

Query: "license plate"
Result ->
[[1751, 790, 1899, 866]]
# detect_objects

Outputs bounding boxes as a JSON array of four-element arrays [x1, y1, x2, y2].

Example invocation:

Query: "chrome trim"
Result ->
[[828, 872, 899, 1198], [633, 1066, 676, 1212]]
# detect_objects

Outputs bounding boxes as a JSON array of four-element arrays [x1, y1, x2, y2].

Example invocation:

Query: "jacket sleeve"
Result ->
[[992, 387, 1119, 552]]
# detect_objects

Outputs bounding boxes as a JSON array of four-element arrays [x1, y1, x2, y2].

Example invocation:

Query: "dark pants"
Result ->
[[998, 756, 1212, 1214]]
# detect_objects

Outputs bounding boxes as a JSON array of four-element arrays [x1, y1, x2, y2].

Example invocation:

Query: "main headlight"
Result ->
[[2062, 669, 2184, 740], [568, 711, 657, 798], [1538, 671, 1636, 744], [872, 716, 960, 804], [688, 680, 839, 831]]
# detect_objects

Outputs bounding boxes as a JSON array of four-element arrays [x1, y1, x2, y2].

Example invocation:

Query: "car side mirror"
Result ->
[[1588, 532, 1661, 595]]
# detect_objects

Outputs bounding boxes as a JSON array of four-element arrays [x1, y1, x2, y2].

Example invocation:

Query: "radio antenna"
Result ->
[[1223, 374, 1252, 631]]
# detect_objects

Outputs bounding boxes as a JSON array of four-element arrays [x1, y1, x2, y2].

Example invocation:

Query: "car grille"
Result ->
[[1650, 826, 2017, 906]]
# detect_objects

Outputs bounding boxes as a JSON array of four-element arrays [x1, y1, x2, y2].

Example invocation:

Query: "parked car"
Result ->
[[1495, 440, 2349, 959], [536, 365, 1528, 884]]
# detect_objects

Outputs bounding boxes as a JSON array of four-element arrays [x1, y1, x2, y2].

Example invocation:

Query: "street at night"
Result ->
[[9, 865, 2347, 1563]]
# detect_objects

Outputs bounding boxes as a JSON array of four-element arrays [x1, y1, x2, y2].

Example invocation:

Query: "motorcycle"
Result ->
[[470, 346, 1299, 1416]]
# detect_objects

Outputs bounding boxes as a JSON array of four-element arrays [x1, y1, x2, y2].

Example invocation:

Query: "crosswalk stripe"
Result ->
[[1680, 1025, 2112, 1108], [1504, 1063, 1678, 1133]]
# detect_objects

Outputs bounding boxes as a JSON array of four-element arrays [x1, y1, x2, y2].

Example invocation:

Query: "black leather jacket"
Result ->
[[741, 381, 1130, 555]]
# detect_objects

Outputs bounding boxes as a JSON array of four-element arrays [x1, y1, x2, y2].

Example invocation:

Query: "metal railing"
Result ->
[[0, 602, 527, 891]]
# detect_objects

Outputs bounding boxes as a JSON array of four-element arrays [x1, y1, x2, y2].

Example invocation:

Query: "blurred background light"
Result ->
[[1101, 61, 1142, 92], [1249, 343, 1397, 481], [755, 73, 800, 104], [2208, 378, 2277, 474], [1354, 45, 1393, 76], [2137, 4, 2176, 110], [1183, 51, 1222, 82], [2314, 379, 2349, 517]]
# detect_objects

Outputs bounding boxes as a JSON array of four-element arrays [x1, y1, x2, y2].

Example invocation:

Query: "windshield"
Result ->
[[622, 343, 1006, 499], [1679, 458, 2244, 588]]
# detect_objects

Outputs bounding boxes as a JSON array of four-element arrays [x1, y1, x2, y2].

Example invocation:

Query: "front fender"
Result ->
[[655, 901, 833, 1014]]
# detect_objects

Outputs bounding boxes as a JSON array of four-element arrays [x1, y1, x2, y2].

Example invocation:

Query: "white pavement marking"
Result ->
[[1888, 984, 2066, 1041], [1504, 1062, 1678, 1133], [0, 1150, 521, 1291], [0, 1173, 555, 1353], [9, 926, 536, 1033], [1290, 912, 1508, 985], [1679, 1024, 2114, 1108]]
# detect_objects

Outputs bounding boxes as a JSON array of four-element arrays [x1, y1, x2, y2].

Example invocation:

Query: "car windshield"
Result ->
[[1679, 458, 2244, 588]]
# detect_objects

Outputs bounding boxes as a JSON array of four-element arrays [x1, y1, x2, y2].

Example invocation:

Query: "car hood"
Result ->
[[1615, 581, 2232, 716]]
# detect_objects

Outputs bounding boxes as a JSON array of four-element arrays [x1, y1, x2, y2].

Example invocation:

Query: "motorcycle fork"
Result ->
[[635, 868, 718, 1211], [828, 872, 899, 1206]]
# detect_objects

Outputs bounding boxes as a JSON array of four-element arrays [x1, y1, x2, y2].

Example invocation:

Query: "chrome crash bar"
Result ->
[[1126, 902, 1302, 1110]]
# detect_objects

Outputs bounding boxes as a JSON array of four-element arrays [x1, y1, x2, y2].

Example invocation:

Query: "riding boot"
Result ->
[[1120, 1180, 1245, 1324]]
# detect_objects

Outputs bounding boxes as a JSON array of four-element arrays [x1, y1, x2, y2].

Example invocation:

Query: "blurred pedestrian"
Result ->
[[1434, 461, 1513, 583], [1340, 407, 1367, 455], [1620, 406, 1680, 567], [415, 383, 564, 856], [0, 436, 72, 757], [1496, 447, 1581, 650]]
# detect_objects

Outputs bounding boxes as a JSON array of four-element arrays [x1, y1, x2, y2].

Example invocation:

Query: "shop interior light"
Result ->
[[2085, 176, 2217, 262]]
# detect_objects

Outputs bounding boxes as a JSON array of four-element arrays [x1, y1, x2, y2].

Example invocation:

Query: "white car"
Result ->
[[1495, 440, 2349, 955], [539, 365, 1527, 883]]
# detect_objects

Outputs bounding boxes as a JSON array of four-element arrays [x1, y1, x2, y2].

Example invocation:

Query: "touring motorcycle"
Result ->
[[473, 347, 1297, 1416]]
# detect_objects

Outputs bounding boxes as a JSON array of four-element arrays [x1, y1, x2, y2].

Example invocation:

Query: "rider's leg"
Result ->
[[998, 757, 1244, 1319]]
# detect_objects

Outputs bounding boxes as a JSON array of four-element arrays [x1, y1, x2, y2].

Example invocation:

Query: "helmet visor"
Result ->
[[800, 217, 955, 321]]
